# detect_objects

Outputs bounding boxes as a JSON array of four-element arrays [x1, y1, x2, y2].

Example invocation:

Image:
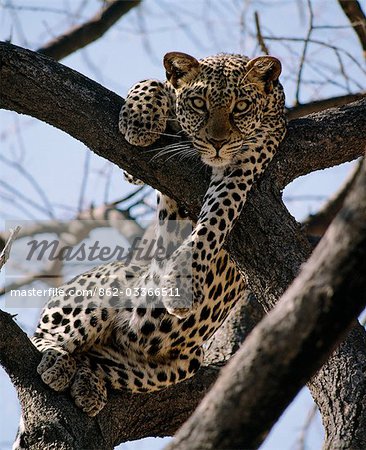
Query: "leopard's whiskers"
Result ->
[[145, 131, 184, 139], [143, 140, 192, 154], [150, 145, 192, 162], [174, 149, 198, 163]]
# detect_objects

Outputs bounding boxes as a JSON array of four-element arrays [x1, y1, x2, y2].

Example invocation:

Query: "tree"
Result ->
[[0, 1, 365, 449]]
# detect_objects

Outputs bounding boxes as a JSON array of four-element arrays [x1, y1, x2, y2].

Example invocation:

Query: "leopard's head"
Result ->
[[164, 52, 282, 168]]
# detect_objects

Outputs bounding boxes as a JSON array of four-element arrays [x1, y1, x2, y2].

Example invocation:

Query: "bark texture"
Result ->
[[1, 42, 366, 448], [309, 324, 366, 450]]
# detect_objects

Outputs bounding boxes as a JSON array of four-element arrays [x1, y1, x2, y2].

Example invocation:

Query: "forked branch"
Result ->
[[168, 159, 366, 450]]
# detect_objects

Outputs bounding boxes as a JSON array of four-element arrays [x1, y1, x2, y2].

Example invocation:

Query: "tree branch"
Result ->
[[254, 11, 269, 55], [309, 323, 366, 449], [167, 158, 366, 450], [36, 0, 141, 61], [338, 0, 366, 59], [303, 158, 363, 238], [0, 42, 364, 199], [0, 226, 20, 270], [287, 92, 365, 119]]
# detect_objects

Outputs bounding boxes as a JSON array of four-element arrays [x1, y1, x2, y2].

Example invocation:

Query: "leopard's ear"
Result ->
[[164, 52, 200, 88], [245, 56, 281, 94]]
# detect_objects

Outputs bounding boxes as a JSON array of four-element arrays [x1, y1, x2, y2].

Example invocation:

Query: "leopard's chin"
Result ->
[[201, 156, 231, 168]]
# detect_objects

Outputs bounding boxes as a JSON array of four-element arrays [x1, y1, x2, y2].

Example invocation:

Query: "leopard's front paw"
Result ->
[[70, 364, 107, 417], [37, 349, 76, 392], [162, 280, 192, 319], [119, 80, 170, 147], [166, 304, 191, 319]]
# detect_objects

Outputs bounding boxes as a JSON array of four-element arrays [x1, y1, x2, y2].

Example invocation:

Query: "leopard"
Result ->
[[18, 51, 286, 430]]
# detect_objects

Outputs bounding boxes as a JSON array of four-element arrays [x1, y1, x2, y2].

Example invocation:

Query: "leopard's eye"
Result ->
[[190, 97, 206, 111], [234, 100, 251, 114]]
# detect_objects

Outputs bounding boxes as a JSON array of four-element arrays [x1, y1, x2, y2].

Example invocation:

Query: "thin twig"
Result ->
[[103, 164, 113, 204], [295, 403, 319, 450], [261, 35, 366, 76], [0, 226, 21, 271], [0, 153, 55, 218], [334, 48, 352, 92], [0, 180, 53, 217], [295, 0, 314, 104], [0, 192, 38, 220], [254, 11, 269, 55], [78, 150, 91, 212], [5, 0, 28, 46], [110, 185, 147, 206]]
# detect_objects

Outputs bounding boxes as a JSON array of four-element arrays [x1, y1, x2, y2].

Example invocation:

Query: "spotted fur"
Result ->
[[30, 52, 286, 418]]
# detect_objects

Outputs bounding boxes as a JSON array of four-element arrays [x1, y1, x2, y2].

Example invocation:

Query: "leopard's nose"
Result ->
[[208, 138, 228, 151]]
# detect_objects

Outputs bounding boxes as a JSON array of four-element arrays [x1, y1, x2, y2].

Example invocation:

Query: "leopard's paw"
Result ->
[[166, 304, 191, 319], [70, 364, 107, 417], [162, 282, 192, 319], [38, 349, 76, 392], [119, 80, 170, 147]]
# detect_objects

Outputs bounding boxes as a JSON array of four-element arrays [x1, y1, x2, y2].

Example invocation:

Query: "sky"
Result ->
[[0, 0, 364, 449]]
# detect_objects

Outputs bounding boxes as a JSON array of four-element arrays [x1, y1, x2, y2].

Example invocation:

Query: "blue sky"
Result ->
[[0, 0, 364, 448]]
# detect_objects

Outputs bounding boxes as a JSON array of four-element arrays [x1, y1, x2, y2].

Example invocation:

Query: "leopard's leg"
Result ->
[[119, 79, 174, 185], [119, 79, 175, 147], [145, 191, 193, 316], [69, 344, 202, 416], [31, 336, 77, 391], [119, 79, 191, 210], [156, 192, 192, 249], [192, 119, 286, 265], [33, 307, 116, 392], [70, 354, 108, 417], [32, 265, 128, 392], [163, 120, 286, 318], [119, 79, 172, 147]]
